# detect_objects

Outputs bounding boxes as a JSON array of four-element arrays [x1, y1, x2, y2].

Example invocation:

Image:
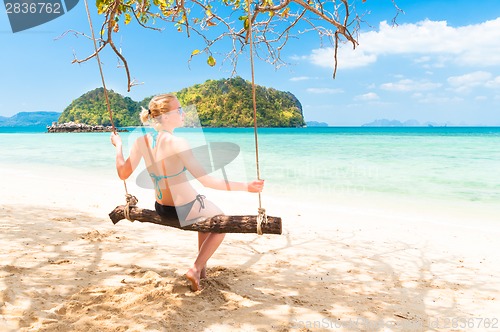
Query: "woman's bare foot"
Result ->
[[201, 266, 207, 279], [186, 267, 201, 291]]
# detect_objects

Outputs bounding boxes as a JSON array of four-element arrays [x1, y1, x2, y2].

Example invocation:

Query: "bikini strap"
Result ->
[[195, 194, 206, 212], [149, 172, 164, 200], [150, 130, 172, 149], [150, 131, 158, 149]]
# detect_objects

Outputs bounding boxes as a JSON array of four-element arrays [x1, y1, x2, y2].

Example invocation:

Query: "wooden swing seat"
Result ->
[[109, 205, 282, 234]]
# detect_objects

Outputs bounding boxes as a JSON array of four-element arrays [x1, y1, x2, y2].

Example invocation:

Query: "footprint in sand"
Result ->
[[48, 259, 72, 265], [50, 217, 76, 222], [81, 230, 116, 242], [3, 265, 25, 273]]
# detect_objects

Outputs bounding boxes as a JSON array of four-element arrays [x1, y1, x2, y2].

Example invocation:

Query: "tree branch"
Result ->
[[68, 0, 400, 89]]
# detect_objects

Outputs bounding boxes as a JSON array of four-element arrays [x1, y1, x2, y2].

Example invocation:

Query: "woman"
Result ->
[[110, 93, 264, 291]]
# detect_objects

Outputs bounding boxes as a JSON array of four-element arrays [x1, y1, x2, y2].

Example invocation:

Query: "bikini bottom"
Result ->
[[155, 194, 206, 228]]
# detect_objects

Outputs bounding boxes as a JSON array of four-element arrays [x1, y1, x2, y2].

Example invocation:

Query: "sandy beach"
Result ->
[[1, 163, 499, 331]]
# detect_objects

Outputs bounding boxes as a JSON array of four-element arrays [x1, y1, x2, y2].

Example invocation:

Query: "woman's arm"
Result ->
[[111, 132, 142, 180], [174, 137, 264, 193]]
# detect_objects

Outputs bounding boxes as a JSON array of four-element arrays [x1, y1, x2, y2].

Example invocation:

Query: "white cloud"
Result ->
[[355, 92, 379, 101], [306, 88, 344, 94], [307, 18, 500, 69], [290, 76, 313, 82], [485, 76, 500, 89], [380, 79, 442, 92], [413, 94, 463, 104], [447, 71, 496, 92], [448, 71, 492, 86], [310, 47, 377, 69], [414, 56, 431, 64]]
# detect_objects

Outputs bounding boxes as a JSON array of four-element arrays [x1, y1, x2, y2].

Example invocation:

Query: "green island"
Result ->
[[58, 77, 305, 128]]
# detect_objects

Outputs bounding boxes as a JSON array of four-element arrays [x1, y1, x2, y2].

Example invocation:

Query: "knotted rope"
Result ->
[[256, 207, 268, 235], [123, 181, 138, 221]]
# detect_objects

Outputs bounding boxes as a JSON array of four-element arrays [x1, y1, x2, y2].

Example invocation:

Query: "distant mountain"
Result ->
[[306, 121, 329, 127], [58, 78, 305, 128], [403, 119, 420, 127], [361, 119, 474, 127], [362, 119, 422, 127], [0, 111, 61, 127]]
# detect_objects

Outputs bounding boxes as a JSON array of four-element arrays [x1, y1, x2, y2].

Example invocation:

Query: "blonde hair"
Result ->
[[139, 93, 177, 128]]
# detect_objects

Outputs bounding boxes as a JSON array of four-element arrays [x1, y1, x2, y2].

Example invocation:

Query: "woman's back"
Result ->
[[140, 132, 197, 206]]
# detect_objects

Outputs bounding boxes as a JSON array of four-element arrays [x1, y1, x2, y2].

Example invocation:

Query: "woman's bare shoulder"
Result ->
[[134, 134, 149, 146], [171, 136, 191, 153]]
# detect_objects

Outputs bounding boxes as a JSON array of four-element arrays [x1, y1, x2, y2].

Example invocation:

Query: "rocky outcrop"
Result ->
[[47, 122, 128, 133]]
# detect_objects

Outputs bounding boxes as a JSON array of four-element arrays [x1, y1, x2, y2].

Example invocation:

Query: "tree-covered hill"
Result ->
[[58, 78, 305, 128], [58, 88, 141, 127], [176, 77, 305, 127]]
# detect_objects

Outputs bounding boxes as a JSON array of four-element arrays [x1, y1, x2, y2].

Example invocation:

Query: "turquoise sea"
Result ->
[[1, 126, 499, 210]]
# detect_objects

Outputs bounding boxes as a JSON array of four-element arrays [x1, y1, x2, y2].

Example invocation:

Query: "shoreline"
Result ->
[[2, 125, 500, 134], [46, 122, 128, 133]]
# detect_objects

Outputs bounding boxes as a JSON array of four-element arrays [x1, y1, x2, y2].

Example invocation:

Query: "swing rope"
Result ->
[[83, 0, 115, 133], [246, 0, 268, 235], [84, 0, 266, 231], [83, 0, 137, 221]]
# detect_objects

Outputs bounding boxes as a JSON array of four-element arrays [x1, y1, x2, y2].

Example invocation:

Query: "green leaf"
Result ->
[[207, 55, 216, 67], [280, 7, 290, 17], [97, 3, 106, 14]]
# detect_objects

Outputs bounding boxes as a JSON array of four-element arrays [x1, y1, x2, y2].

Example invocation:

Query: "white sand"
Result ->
[[1, 164, 499, 331]]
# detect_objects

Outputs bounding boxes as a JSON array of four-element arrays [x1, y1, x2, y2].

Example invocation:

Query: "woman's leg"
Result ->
[[185, 199, 225, 291], [187, 232, 225, 290], [198, 232, 209, 279]]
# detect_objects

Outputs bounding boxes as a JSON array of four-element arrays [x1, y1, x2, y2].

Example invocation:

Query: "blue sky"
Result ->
[[1, 0, 500, 126]]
